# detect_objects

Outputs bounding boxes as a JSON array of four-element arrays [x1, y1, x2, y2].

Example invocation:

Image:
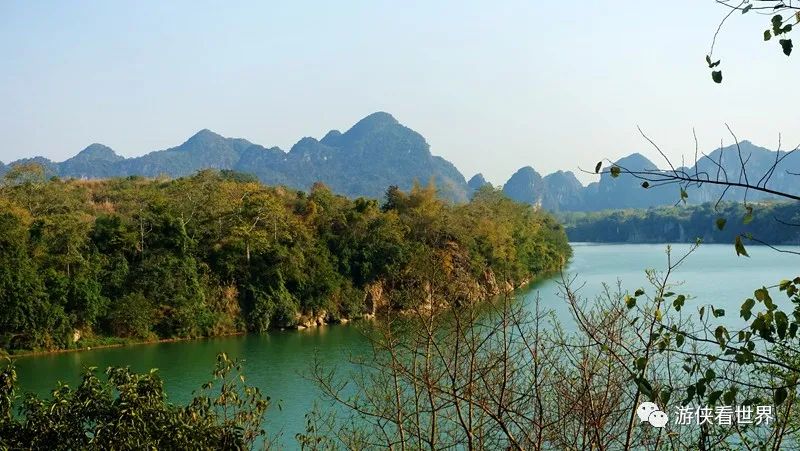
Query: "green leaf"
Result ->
[[594, 161, 602, 173], [685, 385, 696, 404], [713, 308, 726, 318], [641, 181, 650, 189], [773, 15, 784, 35], [723, 387, 738, 405], [636, 357, 648, 370], [740, 298, 755, 320], [625, 295, 637, 309], [673, 294, 686, 311], [709, 390, 724, 405], [636, 377, 654, 398], [705, 55, 721, 68], [765, 29, 773, 41], [655, 308, 663, 322], [764, 294, 776, 311], [712, 70, 723, 84], [680, 188, 689, 203], [716, 217, 727, 230], [714, 325, 728, 345], [635, 288, 645, 297], [752, 315, 767, 338], [735, 235, 749, 257], [743, 206, 754, 224], [775, 387, 788, 406], [775, 311, 789, 339], [676, 333, 685, 347], [696, 380, 707, 398], [780, 39, 793, 56], [742, 4, 753, 14], [610, 166, 621, 178], [755, 287, 769, 302]]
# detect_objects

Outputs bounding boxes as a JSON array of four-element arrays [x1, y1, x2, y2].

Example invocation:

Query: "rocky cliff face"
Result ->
[[292, 241, 542, 329], [502, 166, 544, 207], [542, 170, 584, 211]]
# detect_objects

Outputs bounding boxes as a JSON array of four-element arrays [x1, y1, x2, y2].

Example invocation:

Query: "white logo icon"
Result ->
[[637, 402, 669, 428]]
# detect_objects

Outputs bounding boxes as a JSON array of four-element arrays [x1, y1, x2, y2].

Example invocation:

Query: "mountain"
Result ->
[[116, 129, 253, 178], [467, 173, 490, 197], [503, 141, 800, 211], [581, 153, 676, 210], [541, 171, 584, 211], [247, 112, 469, 201], [59, 144, 124, 178], [6, 112, 469, 202], [8, 117, 797, 211], [9, 156, 58, 177], [502, 167, 544, 206], [689, 140, 800, 204]]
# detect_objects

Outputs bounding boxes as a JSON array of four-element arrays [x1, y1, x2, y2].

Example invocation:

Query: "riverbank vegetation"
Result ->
[[560, 201, 800, 245], [0, 165, 570, 353]]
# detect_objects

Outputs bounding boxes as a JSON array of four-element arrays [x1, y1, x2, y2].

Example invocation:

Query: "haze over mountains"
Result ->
[[2, 112, 797, 211]]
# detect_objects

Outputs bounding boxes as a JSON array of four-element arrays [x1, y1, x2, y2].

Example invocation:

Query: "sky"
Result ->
[[1, 1, 797, 185]]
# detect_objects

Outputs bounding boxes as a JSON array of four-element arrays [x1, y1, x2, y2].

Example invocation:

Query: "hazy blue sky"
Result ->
[[1, 1, 797, 184]]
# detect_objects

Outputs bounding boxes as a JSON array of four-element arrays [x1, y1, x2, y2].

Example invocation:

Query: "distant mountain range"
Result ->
[[2, 113, 797, 210], [2, 112, 469, 202], [499, 141, 800, 211]]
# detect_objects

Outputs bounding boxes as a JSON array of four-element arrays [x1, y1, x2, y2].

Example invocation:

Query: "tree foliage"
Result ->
[[0, 353, 271, 450], [561, 201, 800, 247], [0, 168, 570, 352]]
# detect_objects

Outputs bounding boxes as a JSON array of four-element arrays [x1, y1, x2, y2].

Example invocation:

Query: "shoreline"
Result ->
[[8, 332, 248, 359], [6, 268, 564, 360]]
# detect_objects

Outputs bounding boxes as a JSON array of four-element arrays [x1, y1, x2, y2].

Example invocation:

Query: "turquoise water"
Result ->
[[12, 243, 799, 444]]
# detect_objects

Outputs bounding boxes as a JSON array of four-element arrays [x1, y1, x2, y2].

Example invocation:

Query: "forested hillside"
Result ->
[[561, 201, 800, 244], [0, 165, 570, 353]]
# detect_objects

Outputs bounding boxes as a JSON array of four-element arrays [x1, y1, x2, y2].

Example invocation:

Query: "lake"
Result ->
[[12, 243, 799, 445]]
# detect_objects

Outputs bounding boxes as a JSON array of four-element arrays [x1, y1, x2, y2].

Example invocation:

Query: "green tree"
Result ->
[[0, 353, 271, 450]]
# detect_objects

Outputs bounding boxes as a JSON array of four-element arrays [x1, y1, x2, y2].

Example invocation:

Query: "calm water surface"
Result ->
[[13, 243, 799, 444]]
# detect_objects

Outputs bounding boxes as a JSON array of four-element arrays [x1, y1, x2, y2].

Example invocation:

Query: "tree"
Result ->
[[0, 199, 70, 350], [574, 5, 800, 444], [0, 353, 272, 449]]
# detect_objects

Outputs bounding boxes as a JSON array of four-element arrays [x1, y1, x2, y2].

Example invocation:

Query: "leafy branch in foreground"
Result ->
[[0, 353, 272, 450], [590, 126, 800, 257], [707, 1, 797, 83], [641, 271, 800, 449]]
